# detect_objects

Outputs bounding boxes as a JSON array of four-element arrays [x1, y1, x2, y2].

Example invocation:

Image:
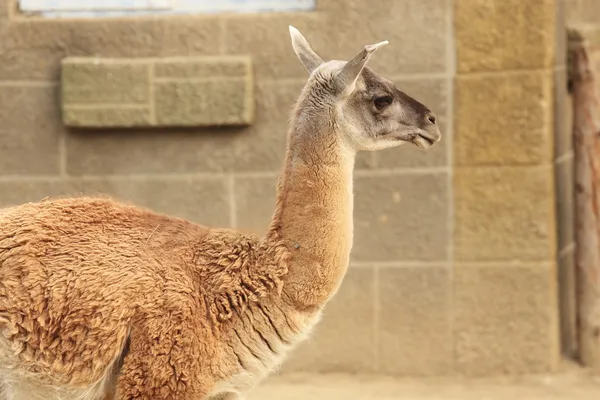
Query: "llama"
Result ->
[[0, 27, 441, 400]]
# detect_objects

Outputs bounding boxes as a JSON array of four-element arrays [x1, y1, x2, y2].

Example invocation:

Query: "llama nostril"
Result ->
[[427, 113, 436, 125]]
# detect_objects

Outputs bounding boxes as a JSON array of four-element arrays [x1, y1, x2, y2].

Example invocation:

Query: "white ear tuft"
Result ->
[[289, 25, 324, 74], [289, 25, 302, 39], [366, 40, 389, 52]]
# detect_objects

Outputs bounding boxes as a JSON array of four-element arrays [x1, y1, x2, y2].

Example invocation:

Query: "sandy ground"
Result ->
[[248, 364, 600, 399]]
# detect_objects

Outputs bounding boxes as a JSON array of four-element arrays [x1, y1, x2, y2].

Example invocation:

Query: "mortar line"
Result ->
[[362, 261, 451, 268], [452, 261, 554, 268], [369, 152, 377, 169], [66, 104, 149, 110], [65, 58, 152, 64], [219, 17, 227, 54], [390, 72, 451, 81], [58, 129, 67, 178], [259, 78, 307, 86], [446, 0, 457, 372], [229, 173, 237, 229], [454, 162, 554, 170], [0, 168, 451, 182], [0, 175, 64, 182], [0, 173, 227, 182], [235, 171, 279, 178], [154, 76, 246, 83], [458, 67, 551, 78], [0, 80, 57, 87], [349, 263, 384, 269], [373, 264, 380, 373], [0, 171, 282, 182], [354, 166, 449, 177], [148, 62, 157, 125], [258, 72, 454, 86], [7, 0, 16, 20]]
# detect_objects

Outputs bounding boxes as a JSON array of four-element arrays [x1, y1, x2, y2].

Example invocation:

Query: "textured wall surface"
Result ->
[[0, 0, 565, 377], [61, 56, 254, 127], [453, 0, 560, 375]]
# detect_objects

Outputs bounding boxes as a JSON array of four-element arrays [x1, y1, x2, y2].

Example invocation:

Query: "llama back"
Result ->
[[0, 196, 204, 387], [0, 196, 297, 397]]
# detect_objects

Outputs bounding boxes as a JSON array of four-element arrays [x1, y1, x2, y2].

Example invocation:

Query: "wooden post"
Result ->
[[571, 33, 600, 374]]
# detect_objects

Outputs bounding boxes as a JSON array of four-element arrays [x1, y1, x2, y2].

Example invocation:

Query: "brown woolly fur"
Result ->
[[0, 27, 440, 400], [0, 197, 296, 399]]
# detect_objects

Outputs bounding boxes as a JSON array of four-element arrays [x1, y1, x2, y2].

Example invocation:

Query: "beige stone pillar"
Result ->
[[452, 0, 560, 375]]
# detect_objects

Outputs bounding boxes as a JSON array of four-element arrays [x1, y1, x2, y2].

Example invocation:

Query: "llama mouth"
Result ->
[[418, 134, 435, 146], [411, 134, 435, 149]]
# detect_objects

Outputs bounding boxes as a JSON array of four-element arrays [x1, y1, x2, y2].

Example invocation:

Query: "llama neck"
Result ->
[[267, 123, 355, 311]]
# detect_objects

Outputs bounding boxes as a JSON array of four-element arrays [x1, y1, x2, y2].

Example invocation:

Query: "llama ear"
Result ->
[[289, 25, 324, 74], [336, 40, 389, 93]]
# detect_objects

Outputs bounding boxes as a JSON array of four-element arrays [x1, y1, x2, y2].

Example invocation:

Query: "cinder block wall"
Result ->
[[452, 0, 560, 375], [0, 0, 566, 376]]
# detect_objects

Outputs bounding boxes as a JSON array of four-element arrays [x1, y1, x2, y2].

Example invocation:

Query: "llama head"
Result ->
[[289, 26, 441, 151]]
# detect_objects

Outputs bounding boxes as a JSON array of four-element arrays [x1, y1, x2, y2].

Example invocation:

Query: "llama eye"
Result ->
[[374, 95, 393, 109]]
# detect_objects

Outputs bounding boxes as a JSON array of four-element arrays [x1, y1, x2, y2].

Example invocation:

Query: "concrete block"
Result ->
[[453, 265, 558, 375], [155, 57, 249, 78], [223, 0, 447, 80], [4, 14, 221, 57], [315, 0, 448, 76], [65, 81, 295, 175], [0, 85, 62, 175], [4, 20, 72, 50], [0, 177, 231, 227], [0, 0, 9, 19], [567, 0, 600, 25], [0, 180, 85, 208], [0, 16, 220, 78], [0, 47, 65, 80], [283, 268, 376, 373], [555, 0, 567, 67], [157, 16, 223, 57], [234, 176, 277, 234], [0, 20, 69, 80], [223, 14, 323, 80], [353, 173, 449, 262], [454, 166, 555, 261], [65, 128, 236, 175], [378, 266, 452, 375], [355, 152, 377, 170], [61, 56, 254, 128], [230, 80, 304, 172], [67, 18, 168, 58], [63, 107, 152, 128], [78, 177, 231, 227], [455, 0, 555, 73], [154, 78, 252, 127], [454, 71, 553, 166], [62, 59, 151, 105]]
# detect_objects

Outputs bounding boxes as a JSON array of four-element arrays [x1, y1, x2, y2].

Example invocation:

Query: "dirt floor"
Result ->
[[249, 363, 600, 399]]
